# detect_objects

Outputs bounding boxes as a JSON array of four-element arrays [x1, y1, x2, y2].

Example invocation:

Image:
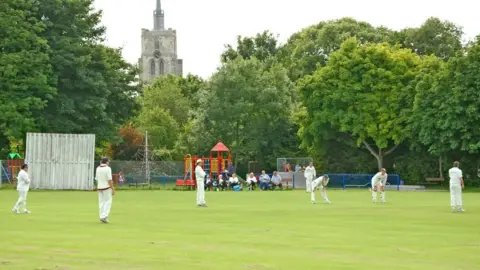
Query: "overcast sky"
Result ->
[[93, 0, 478, 79]]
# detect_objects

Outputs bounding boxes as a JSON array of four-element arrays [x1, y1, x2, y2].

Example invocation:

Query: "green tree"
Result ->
[[141, 75, 190, 125], [176, 74, 205, 108], [0, 0, 56, 148], [221, 30, 279, 63], [135, 75, 190, 152], [398, 17, 463, 60], [279, 17, 395, 81], [410, 55, 451, 179], [299, 38, 421, 170], [189, 57, 295, 170], [135, 107, 179, 152], [413, 38, 480, 156], [36, 0, 139, 142]]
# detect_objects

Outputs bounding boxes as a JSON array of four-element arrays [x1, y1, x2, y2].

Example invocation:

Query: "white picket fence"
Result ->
[[25, 133, 96, 190]]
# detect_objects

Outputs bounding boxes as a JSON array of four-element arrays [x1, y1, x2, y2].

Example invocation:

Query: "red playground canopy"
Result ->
[[211, 141, 230, 152]]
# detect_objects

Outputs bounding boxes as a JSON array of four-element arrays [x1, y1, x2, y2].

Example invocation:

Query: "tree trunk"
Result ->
[[439, 156, 443, 178], [377, 149, 384, 171], [362, 140, 399, 171]]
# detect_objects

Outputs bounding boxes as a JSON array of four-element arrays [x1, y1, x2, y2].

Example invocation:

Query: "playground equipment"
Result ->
[[177, 141, 232, 189], [209, 141, 231, 178], [7, 153, 23, 184]]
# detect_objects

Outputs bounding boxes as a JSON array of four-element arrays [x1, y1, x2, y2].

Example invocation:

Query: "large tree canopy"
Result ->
[[221, 30, 279, 63], [413, 38, 480, 155], [279, 17, 395, 81], [397, 17, 463, 60], [188, 57, 295, 169], [36, 0, 139, 143], [135, 75, 190, 152], [299, 38, 421, 170], [0, 0, 55, 148]]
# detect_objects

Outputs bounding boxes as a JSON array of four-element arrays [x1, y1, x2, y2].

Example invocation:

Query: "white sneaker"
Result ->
[[100, 218, 109, 223], [12, 209, 19, 214], [458, 208, 465, 212], [24, 210, 31, 214], [324, 200, 331, 204], [312, 201, 316, 204]]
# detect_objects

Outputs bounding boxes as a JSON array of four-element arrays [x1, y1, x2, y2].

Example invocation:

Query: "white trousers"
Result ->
[[306, 177, 313, 192], [196, 179, 206, 205], [450, 185, 463, 208], [98, 189, 113, 219], [371, 180, 386, 203], [13, 190, 29, 212], [311, 182, 328, 202]]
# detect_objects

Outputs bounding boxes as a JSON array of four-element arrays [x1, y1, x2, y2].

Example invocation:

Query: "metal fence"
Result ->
[[3, 158, 403, 190], [0, 160, 17, 185], [1, 159, 185, 187], [276, 157, 313, 173], [103, 160, 184, 186], [250, 172, 402, 190]]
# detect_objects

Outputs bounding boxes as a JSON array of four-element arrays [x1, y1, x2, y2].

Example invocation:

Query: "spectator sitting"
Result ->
[[228, 173, 242, 190], [259, 170, 271, 191], [211, 175, 220, 191], [218, 174, 228, 191], [246, 172, 257, 191], [205, 175, 214, 190], [271, 171, 283, 190]]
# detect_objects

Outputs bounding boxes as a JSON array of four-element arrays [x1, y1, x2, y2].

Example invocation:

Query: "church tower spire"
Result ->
[[153, 0, 164, 30]]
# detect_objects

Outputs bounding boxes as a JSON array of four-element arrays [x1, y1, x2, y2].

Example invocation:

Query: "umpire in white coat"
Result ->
[[12, 164, 31, 214], [195, 159, 207, 207]]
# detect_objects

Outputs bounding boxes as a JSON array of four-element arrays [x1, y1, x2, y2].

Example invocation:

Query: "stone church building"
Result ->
[[139, 0, 183, 83]]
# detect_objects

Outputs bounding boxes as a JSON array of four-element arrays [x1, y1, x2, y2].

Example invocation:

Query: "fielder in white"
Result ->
[[449, 161, 465, 212], [311, 174, 331, 204], [371, 168, 388, 203], [95, 158, 115, 223], [12, 164, 31, 214], [304, 162, 316, 193], [195, 159, 207, 207]]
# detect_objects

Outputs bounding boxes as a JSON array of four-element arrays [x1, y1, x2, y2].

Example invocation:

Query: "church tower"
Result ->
[[139, 0, 183, 83]]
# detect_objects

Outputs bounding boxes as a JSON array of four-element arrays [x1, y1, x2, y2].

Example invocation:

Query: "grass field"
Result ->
[[0, 189, 479, 270]]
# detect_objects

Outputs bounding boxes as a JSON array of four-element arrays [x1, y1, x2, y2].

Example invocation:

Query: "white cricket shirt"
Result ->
[[313, 176, 329, 187], [95, 165, 113, 190], [195, 165, 206, 182], [304, 166, 316, 179], [17, 170, 31, 191], [372, 172, 388, 184], [448, 167, 462, 186]]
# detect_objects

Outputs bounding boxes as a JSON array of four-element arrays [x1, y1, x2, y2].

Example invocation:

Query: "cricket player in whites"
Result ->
[[195, 159, 207, 207], [95, 158, 115, 223], [371, 168, 388, 203], [304, 162, 316, 192], [449, 161, 465, 212], [311, 174, 331, 204], [12, 164, 31, 214]]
